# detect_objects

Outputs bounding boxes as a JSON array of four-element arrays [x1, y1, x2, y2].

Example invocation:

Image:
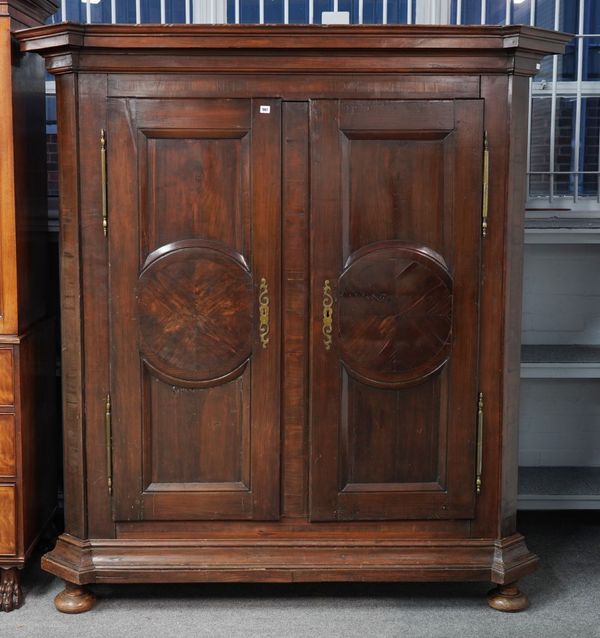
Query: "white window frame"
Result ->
[[526, 0, 600, 215], [194, 0, 227, 24], [415, 0, 451, 25]]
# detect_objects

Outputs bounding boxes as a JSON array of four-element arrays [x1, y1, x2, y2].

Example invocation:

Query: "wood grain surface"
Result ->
[[15, 25, 568, 594]]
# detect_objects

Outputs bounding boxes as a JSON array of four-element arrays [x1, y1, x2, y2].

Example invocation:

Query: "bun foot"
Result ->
[[487, 582, 530, 612], [54, 582, 95, 614], [1, 568, 23, 612]]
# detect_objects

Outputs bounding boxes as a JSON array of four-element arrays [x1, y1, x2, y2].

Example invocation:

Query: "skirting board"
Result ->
[[42, 533, 538, 586]]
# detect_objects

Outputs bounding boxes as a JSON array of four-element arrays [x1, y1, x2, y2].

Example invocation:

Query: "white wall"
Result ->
[[519, 380, 600, 467], [520, 243, 600, 468], [522, 244, 600, 345]]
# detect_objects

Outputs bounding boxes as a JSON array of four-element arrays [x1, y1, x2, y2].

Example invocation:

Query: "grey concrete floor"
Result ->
[[2, 512, 599, 638]]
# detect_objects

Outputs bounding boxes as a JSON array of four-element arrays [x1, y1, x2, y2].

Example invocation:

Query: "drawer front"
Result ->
[[0, 485, 16, 555], [0, 349, 14, 406], [0, 414, 16, 477]]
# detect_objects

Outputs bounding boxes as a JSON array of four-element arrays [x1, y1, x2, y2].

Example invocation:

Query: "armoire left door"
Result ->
[[107, 98, 281, 521]]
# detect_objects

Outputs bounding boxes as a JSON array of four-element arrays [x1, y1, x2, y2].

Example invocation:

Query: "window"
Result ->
[[46, 0, 599, 216], [528, 0, 600, 213]]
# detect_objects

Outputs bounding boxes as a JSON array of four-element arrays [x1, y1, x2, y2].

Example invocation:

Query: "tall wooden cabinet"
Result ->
[[18, 24, 569, 614], [0, 0, 58, 612]]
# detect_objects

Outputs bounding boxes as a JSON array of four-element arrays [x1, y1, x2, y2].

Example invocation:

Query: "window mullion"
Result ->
[[573, 0, 585, 202], [548, 0, 561, 203], [526, 0, 536, 202], [597, 119, 600, 203]]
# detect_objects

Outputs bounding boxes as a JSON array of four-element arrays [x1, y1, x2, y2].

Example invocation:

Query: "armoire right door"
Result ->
[[309, 99, 484, 521]]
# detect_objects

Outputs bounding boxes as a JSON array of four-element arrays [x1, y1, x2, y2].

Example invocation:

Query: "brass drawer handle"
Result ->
[[259, 277, 270, 349], [322, 279, 334, 351]]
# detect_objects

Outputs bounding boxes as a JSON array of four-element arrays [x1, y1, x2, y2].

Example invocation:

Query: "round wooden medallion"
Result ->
[[137, 241, 253, 385], [337, 241, 453, 387]]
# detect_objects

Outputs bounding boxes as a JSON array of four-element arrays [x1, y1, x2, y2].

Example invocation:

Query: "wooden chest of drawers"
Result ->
[[0, 0, 58, 612]]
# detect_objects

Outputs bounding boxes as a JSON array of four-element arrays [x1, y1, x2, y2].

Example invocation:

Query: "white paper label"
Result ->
[[260, 106, 271, 114]]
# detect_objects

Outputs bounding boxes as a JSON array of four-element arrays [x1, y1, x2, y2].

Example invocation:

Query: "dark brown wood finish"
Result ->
[[0, 567, 21, 612], [0, 0, 59, 612], [54, 581, 95, 614], [309, 99, 482, 521], [55, 71, 86, 539], [109, 97, 281, 521], [17, 23, 567, 77], [15, 319, 57, 554], [282, 101, 310, 519], [487, 582, 530, 612], [16, 24, 570, 611], [470, 74, 533, 541], [78, 73, 113, 539]]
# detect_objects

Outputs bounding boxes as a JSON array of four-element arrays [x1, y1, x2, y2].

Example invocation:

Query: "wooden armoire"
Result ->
[[0, 0, 58, 612], [18, 23, 569, 614]]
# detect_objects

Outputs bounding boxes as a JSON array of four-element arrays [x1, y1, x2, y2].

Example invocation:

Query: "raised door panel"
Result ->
[[109, 98, 281, 521], [310, 99, 483, 521]]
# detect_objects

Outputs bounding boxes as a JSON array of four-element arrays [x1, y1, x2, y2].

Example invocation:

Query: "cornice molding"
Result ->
[[16, 23, 572, 77], [1, 0, 58, 29]]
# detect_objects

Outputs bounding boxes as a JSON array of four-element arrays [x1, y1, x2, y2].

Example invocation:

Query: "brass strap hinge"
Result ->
[[100, 129, 108, 236], [482, 131, 489, 238], [105, 393, 113, 495], [476, 391, 484, 495]]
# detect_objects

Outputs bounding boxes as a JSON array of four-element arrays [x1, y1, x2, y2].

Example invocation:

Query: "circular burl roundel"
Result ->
[[337, 241, 453, 387], [136, 241, 253, 385]]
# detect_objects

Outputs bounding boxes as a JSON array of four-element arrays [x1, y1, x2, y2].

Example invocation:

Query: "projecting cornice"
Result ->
[[16, 23, 572, 76], [1, 0, 58, 29]]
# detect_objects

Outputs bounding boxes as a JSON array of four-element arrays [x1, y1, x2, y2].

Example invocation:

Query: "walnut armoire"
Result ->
[[0, 0, 58, 612], [18, 23, 569, 614]]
